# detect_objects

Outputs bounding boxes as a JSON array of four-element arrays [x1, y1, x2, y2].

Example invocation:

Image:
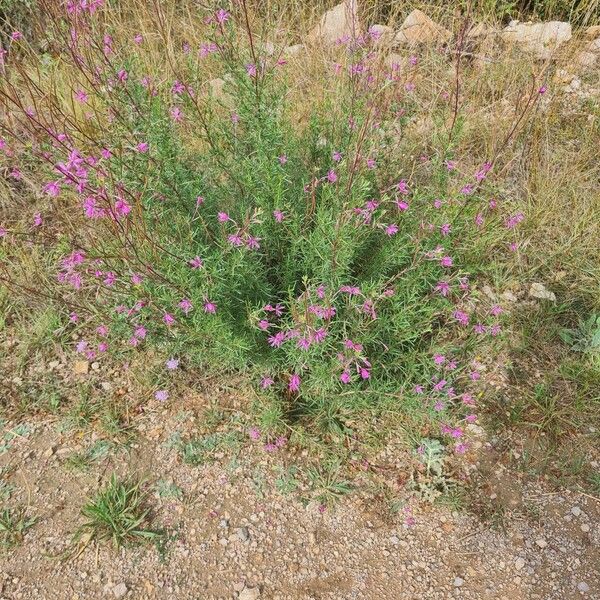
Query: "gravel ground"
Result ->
[[1, 414, 598, 600]]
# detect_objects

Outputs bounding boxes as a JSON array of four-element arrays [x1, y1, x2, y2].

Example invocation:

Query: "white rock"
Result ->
[[578, 581, 590, 593], [308, 1, 360, 46], [571, 506, 582, 517], [394, 10, 451, 46], [535, 538, 548, 549], [515, 557, 525, 571], [112, 583, 128, 599], [501, 21, 571, 60], [453, 577, 465, 587], [529, 282, 556, 302], [239, 587, 261, 600]]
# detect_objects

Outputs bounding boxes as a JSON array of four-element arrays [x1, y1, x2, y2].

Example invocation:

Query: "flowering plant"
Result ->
[[0, 2, 536, 450]]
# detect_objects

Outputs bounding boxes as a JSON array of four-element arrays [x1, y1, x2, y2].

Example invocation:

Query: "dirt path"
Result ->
[[1, 418, 598, 600]]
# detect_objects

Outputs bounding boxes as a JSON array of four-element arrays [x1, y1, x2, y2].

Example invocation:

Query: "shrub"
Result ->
[[0, 2, 539, 450]]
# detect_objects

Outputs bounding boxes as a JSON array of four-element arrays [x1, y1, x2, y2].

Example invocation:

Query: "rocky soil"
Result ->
[[0, 415, 598, 600]]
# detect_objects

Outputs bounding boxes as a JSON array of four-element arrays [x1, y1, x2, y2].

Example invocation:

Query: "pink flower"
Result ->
[[249, 426, 261, 440], [228, 233, 243, 247], [134, 33, 143, 44], [278, 154, 287, 165], [288, 373, 300, 392], [11, 31, 23, 41], [246, 236, 260, 250], [395, 199, 409, 211], [117, 69, 128, 82], [462, 393, 474, 406], [268, 332, 285, 348], [33, 213, 43, 227], [178, 298, 193, 314], [217, 212, 230, 222], [43, 181, 61, 196], [204, 301, 217, 314], [297, 337, 311, 350], [385, 224, 398, 236], [114, 198, 131, 217], [326, 170, 337, 183], [245, 63, 257, 77], [340, 370, 351, 384], [166, 358, 179, 370], [163, 313, 175, 326], [134, 326, 147, 339], [75, 89, 88, 103], [155, 390, 169, 401], [96, 325, 109, 337], [453, 311, 469, 326], [273, 210, 284, 222], [490, 304, 503, 317], [440, 256, 453, 268], [215, 8, 230, 24], [435, 281, 450, 296], [136, 142, 148, 153], [260, 377, 274, 389], [433, 379, 447, 392], [332, 151, 342, 162], [131, 273, 143, 285], [170, 106, 183, 122], [397, 180, 409, 195], [189, 256, 203, 269], [433, 354, 446, 365]]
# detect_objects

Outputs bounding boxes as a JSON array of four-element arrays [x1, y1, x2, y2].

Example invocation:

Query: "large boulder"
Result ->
[[308, 0, 360, 45], [501, 20, 571, 60], [394, 10, 451, 46]]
